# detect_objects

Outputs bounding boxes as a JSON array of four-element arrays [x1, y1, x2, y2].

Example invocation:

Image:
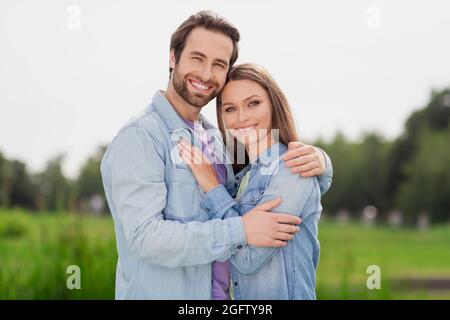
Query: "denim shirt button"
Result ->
[[251, 197, 255, 202], [234, 282, 238, 286], [237, 245, 242, 249], [260, 191, 264, 195], [236, 176, 240, 181]]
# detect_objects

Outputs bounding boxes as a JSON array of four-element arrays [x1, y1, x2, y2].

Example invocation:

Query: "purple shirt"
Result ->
[[183, 119, 230, 300]]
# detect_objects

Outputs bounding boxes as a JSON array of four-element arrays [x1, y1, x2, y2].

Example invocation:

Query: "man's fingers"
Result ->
[[257, 197, 282, 211], [284, 155, 314, 168], [270, 240, 288, 247], [282, 149, 300, 161], [277, 223, 300, 234], [300, 169, 320, 177], [274, 213, 302, 225], [275, 232, 294, 241], [291, 162, 317, 174], [282, 146, 313, 161], [288, 141, 306, 150]]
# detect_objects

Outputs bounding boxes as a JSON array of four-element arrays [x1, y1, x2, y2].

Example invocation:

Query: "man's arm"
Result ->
[[201, 163, 320, 276], [282, 142, 333, 195], [101, 124, 301, 268], [101, 124, 246, 268]]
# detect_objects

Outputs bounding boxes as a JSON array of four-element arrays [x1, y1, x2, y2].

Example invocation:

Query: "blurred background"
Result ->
[[0, 0, 449, 299]]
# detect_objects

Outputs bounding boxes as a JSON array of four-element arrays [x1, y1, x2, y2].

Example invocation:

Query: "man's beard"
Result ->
[[172, 66, 219, 108]]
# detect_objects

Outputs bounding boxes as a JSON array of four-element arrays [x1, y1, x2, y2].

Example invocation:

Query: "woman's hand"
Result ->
[[177, 138, 220, 193]]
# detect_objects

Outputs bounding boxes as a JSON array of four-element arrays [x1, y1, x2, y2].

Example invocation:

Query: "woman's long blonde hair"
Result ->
[[216, 63, 299, 173]]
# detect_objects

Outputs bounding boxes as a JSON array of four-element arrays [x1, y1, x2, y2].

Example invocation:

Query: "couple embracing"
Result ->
[[101, 10, 333, 300]]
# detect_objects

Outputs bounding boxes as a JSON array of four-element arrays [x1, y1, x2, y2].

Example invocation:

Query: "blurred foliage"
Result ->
[[0, 88, 449, 224], [0, 146, 107, 214], [0, 209, 448, 299], [316, 87, 450, 224]]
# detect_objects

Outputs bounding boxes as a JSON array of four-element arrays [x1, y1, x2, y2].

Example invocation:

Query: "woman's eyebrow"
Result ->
[[244, 94, 260, 101], [221, 95, 261, 107]]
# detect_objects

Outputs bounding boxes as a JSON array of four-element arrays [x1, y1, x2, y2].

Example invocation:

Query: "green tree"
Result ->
[[35, 154, 71, 211], [386, 88, 450, 208], [396, 128, 450, 223], [75, 146, 107, 213]]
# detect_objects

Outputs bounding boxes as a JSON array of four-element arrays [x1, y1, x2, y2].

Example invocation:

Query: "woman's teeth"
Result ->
[[236, 125, 257, 133]]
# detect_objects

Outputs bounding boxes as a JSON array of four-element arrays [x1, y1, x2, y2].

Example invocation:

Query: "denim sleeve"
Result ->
[[316, 147, 333, 195], [102, 124, 247, 268], [200, 184, 241, 220], [200, 162, 321, 278]]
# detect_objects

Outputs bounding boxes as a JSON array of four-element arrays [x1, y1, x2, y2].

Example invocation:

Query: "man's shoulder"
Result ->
[[114, 104, 167, 143]]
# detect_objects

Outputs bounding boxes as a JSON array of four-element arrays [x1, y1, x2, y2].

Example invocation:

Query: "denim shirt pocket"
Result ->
[[164, 168, 203, 221], [239, 187, 265, 206]]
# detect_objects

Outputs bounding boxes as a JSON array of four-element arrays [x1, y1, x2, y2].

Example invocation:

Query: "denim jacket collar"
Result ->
[[151, 90, 217, 133], [254, 142, 287, 167]]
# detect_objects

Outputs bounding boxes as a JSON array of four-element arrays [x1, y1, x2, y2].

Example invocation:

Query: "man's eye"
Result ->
[[192, 57, 202, 61], [214, 63, 225, 69], [249, 101, 260, 107]]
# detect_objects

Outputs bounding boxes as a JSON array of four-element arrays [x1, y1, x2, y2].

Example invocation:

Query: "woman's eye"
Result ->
[[224, 107, 236, 113], [249, 101, 260, 107]]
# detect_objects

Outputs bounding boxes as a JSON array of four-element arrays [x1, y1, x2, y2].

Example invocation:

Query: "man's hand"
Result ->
[[242, 197, 301, 247], [282, 141, 326, 177]]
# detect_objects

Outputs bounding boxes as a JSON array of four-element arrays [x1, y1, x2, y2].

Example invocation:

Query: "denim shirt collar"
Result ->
[[151, 90, 217, 133], [254, 142, 287, 167], [234, 142, 287, 184]]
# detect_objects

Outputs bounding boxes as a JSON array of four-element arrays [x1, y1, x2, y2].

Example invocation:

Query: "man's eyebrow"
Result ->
[[221, 95, 261, 107], [214, 58, 229, 67], [189, 51, 229, 67], [189, 50, 207, 58]]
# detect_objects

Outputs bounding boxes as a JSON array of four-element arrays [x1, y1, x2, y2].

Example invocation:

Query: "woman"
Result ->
[[177, 63, 322, 300]]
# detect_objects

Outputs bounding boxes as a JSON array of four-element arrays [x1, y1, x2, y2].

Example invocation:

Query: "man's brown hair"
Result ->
[[169, 10, 240, 76]]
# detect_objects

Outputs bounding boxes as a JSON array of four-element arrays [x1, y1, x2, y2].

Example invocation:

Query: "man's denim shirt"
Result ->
[[201, 142, 323, 299], [100, 91, 333, 299]]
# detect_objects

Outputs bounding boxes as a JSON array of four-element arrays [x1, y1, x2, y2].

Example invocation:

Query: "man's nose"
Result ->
[[198, 64, 213, 83]]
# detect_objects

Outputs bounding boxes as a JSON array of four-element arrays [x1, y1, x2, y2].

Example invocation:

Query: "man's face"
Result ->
[[170, 27, 233, 108]]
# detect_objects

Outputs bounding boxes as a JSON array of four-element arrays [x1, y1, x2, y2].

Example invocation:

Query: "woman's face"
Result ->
[[220, 79, 273, 147]]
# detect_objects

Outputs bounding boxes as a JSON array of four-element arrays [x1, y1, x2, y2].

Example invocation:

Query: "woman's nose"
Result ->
[[237, 107, 250, 122]]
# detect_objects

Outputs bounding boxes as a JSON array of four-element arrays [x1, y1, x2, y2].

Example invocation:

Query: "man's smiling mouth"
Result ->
[[188, 78, 213, 93]]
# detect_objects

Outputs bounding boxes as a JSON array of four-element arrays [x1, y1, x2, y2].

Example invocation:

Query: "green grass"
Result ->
[[0, 209, 449, 299]]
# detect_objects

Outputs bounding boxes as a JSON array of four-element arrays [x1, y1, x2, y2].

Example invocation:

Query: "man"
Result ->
[[100, 11, 333, 299]]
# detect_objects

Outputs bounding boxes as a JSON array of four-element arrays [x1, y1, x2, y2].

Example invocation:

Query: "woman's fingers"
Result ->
[[178, 139, 212, 165], [178, 139, 202, 164]]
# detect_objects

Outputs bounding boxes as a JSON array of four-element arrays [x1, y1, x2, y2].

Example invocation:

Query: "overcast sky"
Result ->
[[1, 0, 449, 178]]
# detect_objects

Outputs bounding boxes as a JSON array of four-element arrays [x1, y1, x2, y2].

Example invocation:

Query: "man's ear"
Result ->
[[169, 49, 176, 70]]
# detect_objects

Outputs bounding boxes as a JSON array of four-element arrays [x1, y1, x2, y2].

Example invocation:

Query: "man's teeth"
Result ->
[[236, 125, 256, 133], [191, 81, 209, 90]]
